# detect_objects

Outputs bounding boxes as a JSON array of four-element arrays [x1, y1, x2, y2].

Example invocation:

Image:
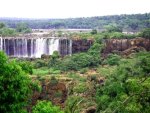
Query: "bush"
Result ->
[[73, 83, 88, 94], [0, 51, 32, 113], [34, 60, 47, 68], [103, 54, 121, 66], [18, 61, 33, 74], [32, 100, 64, 113], [33, 68, 49, 76], [49, 68, 61, 74], [91, 29, 97, 34], [80, 68, 88, 74], [65, 96, 83, 113], [50, 76, 58, 86], [140, 28, 150, 38], [48, 51, 60, 68]]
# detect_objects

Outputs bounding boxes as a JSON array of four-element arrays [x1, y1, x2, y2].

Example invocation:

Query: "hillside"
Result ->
[[0, 13, 150, 31]]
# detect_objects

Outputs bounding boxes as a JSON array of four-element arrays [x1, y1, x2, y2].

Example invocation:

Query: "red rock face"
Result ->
[[103, 38, 150, 54]]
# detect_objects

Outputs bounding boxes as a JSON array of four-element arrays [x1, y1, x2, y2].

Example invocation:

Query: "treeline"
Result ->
[[0, 13, 150, 31], [0, 22, 31, 37]]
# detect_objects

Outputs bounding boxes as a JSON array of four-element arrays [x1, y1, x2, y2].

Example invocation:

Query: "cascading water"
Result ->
[[0, 37, 72, 58], [59, 38, 72, 56], [48, 38, 59, 55], [0, 37, 2, 50]]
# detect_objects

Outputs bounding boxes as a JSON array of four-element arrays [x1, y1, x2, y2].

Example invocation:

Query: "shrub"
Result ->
[[65, 96, 83, 113], [80, 68, 88, 74], [32, 100, 64, 113], [91, 29, 97, 34], [139, 28, 150, 38], [103, 54, 121, 66], [34, 60, 47, 68], [50, 76, 58, 86], [48, 51, 60, 68], [73, 83, 88, 94], [18, 61, 33, 74], [33, 68, 49, 76]]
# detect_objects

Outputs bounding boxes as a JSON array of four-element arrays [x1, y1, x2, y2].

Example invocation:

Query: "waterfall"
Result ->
[[0, 37, 2, 50], [59, 38, 72, 56], [48, 38, 59, 55], [0, 37, 72, 58]]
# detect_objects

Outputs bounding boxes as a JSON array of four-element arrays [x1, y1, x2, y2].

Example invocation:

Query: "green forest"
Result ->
[[0, 13, 150, 31]]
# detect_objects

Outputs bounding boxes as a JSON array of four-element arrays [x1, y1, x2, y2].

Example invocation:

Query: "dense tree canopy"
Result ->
[[0, 51, 32, 113]]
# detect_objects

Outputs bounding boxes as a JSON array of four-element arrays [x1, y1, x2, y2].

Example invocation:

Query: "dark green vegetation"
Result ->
[[96, 52, 150, 113], [0, 22, 31, 36], [0, 51, 32, 112], [1, 13, 150, 31]]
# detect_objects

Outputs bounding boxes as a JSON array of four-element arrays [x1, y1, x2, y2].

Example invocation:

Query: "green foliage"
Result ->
[[96, 52, 150, 113], [103, 54, 121, 66], [18, 61, 33, 74], [32, 100, 64, 113], [0, 22, 17, 37], [79, 68, 88, 74], [73, 83, 88, 94], [49, 68, 61, 74], [0, 22, 6, 29], [0, 27, 17, 37], [140, 28, 150, 38], [33, 68, 49, 76], [91, 29, 97, 34], [16, 23, 32, 33], [48, 51, 60, 68], [65, 96, 83, 113], [0, 51, 32, 113], [50, 76, 58, 86], [105, 25, 122, 32], [34, 60, 47, 68], [54, 91, 63, 98]]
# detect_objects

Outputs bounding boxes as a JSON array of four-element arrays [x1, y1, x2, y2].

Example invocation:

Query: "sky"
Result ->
[[0, 0, 150, 19]]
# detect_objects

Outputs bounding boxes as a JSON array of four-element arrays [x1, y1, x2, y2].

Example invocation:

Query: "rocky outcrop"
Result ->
[[27, 77, 68, 112], [72, 39, 93, 54], [103, 38, 150, 54]]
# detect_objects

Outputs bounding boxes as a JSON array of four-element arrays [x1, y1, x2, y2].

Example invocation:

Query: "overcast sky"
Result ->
[[0, 0, 150, 19]]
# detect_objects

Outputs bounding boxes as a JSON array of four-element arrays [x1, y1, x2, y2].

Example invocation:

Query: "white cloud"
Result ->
[[0, 0, 150, 18]]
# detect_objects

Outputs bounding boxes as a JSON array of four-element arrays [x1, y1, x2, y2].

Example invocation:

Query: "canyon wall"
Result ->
[[103, 38, 150, 54], [72, 39, 93, 53]]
